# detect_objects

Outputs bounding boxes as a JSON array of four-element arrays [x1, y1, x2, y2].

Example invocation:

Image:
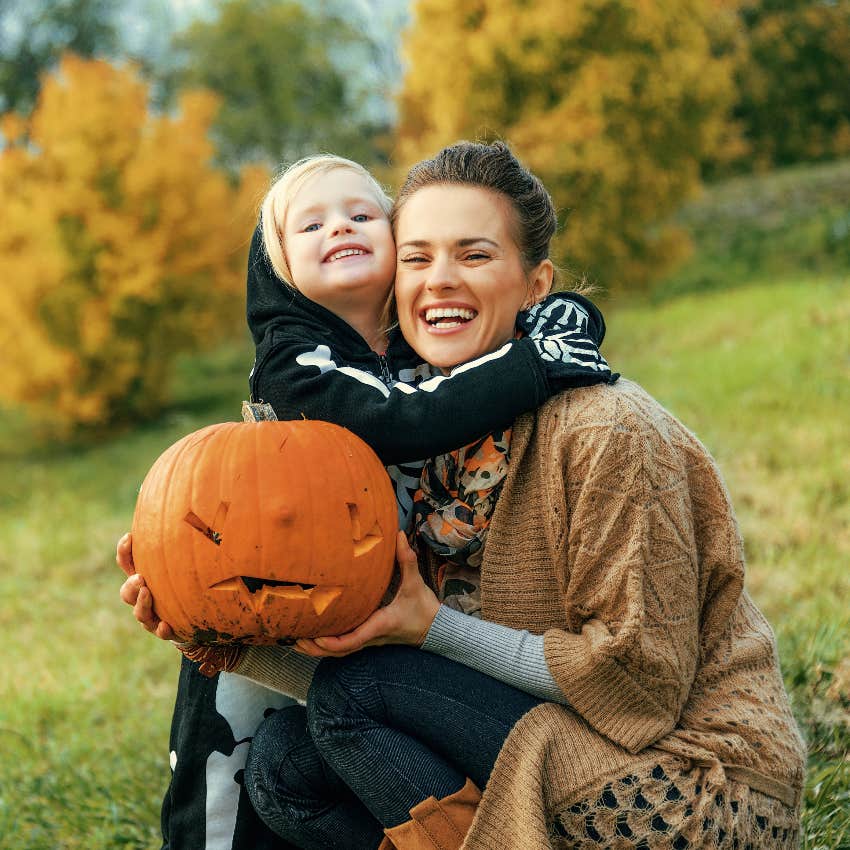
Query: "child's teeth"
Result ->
[[329, 248, 366, 261]]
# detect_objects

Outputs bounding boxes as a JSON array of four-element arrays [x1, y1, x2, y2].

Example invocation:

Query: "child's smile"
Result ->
[[284, 168, 396, 317]]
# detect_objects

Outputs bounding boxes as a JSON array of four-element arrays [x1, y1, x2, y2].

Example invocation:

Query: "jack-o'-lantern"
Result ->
[[131, 420, 398, 644]]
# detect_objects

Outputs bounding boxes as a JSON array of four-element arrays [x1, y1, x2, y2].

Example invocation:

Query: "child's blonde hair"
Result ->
[[260, 155, 394, 288]]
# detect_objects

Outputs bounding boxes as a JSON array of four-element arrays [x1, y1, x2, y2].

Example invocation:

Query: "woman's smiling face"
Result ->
[[394, 184, 551, 371]]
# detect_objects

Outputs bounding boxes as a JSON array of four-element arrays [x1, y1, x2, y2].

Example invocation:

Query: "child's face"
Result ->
[[284, 169, 396, 315]]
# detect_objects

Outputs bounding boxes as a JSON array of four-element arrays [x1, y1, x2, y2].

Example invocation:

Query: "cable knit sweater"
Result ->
[[430, 379, 806, 849]]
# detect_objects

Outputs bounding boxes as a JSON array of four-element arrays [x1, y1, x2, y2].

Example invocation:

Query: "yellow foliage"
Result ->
[[395, 0, 738, 290], [0, 55, 268, 436]]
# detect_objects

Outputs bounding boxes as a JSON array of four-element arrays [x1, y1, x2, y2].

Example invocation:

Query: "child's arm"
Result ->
[[250, 333, 547, 465]]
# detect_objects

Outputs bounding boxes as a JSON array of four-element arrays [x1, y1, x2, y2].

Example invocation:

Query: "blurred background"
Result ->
[[0, 0, 848, 846]]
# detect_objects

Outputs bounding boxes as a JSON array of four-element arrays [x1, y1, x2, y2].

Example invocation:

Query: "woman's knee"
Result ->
[[306, 650, 391, 744]]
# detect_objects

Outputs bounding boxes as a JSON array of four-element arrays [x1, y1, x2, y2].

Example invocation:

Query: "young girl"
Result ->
[[119, 154, 616, 850]]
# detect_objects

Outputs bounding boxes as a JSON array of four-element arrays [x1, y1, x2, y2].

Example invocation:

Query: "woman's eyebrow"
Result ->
[[457, 238, 499, 248], [397, 237, 499, 250]]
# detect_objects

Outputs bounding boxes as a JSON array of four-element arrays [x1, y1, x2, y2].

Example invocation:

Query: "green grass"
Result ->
[[655, 158, 850, 300], [2, 280, 849, 847]]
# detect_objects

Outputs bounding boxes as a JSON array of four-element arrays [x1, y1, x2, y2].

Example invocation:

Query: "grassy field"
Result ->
[[1, 277, 849, 848]]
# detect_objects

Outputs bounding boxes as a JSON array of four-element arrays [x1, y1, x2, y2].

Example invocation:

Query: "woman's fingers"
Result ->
[[125, 580, 176, 640], [395, 530, 418, 572], [133, 584, 158, 631], [293, 637, 334, 657], [316, 613, 390, 654], [292, 608, 392, 657], [154, 618, 177, 642], [120, 573, 144, 606], [116, 532, 135, 576]]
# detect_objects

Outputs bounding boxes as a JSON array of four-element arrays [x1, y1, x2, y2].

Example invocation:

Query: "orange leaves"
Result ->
[[0, 56, 267, 436], [395, 0, 737, 291]]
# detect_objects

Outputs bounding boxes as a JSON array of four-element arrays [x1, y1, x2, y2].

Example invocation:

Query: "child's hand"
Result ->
[[294, 531, 440, 658], [517, 292, 617, 390], [116, 532, 178, 641]]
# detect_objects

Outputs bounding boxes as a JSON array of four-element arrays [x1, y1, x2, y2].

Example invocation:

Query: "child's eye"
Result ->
[[352, 213, 370, 223], [303, 223, 321, 232], [399, 255, 428, 264]]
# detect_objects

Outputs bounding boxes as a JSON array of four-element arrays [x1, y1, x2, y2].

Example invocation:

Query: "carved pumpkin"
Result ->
[[131, 420, 397, 644]]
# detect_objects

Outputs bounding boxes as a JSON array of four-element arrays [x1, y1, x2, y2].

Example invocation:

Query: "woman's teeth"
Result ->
[[424, 307, 476, 327], [327, 248, 366, 262]]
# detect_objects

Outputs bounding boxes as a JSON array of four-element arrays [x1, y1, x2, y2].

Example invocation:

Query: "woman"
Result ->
[[239, 142, 806, 849]]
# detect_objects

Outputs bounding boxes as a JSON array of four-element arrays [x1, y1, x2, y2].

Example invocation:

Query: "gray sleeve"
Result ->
[[420, 605, 570, 705], [233, 645, 320, 703]]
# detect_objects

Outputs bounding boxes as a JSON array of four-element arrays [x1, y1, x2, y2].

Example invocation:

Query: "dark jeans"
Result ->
[[244, 645, 542, 850]]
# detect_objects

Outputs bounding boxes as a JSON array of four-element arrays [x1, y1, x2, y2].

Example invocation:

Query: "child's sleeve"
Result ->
[[250, 333, 548, 465]]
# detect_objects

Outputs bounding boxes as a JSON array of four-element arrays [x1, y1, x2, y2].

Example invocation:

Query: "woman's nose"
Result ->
[[425, 256, 459, 291]]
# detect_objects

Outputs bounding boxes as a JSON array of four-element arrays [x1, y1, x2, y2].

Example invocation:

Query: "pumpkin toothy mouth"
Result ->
[[238, 577, 314, 594], [210, 576, 344, 615]]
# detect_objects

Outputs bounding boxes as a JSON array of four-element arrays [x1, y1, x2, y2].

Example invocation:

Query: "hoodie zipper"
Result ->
[[376, 352, 392, 386]]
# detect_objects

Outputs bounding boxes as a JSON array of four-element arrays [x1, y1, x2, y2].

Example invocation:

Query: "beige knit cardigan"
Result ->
[[431, 379, 807, 849]]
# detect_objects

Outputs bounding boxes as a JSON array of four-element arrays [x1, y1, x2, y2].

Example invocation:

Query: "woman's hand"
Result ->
[[294, 531, 440, 658], [116, 532, 178, 641]]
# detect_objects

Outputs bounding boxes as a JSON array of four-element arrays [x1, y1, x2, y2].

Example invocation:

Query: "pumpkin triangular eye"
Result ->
[[354, 521, 383, 558], [347, 503, 383, 557], [184, 502, 229, 545], [184, 511, 220, 545]]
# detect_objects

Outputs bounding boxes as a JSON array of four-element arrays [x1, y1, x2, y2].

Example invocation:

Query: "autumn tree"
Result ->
[[0, 55, 267, 435], [0, 0, 120, 113], [395, 0, 738, 290], [167, 0, 388, 168], [728, 0, 850, 170]]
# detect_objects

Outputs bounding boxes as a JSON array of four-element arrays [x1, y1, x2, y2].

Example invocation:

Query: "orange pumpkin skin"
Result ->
[[131, 421, 398, 644]]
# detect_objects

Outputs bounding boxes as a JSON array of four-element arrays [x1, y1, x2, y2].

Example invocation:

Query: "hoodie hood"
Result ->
[[246, 224, 372, 351]]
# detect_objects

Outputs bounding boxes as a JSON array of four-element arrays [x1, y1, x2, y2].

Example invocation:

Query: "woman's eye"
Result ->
[[303, 223, 321, 232], [399, 256, 428, 264], [464, 252, 490, 261]]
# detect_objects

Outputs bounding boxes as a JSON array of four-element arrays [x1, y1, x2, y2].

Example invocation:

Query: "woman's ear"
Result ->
[[523, 259, 554, 309]]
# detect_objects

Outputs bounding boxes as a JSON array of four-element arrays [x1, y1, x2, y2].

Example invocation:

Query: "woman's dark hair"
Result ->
[[391, 140, 557, 272]]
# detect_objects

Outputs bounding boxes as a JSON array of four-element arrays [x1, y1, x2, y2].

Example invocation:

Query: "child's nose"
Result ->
[[329, 217, 355, 237]]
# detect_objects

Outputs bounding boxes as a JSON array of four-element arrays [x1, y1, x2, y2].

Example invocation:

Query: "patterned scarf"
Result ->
[[411, 429, 511, 616]]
